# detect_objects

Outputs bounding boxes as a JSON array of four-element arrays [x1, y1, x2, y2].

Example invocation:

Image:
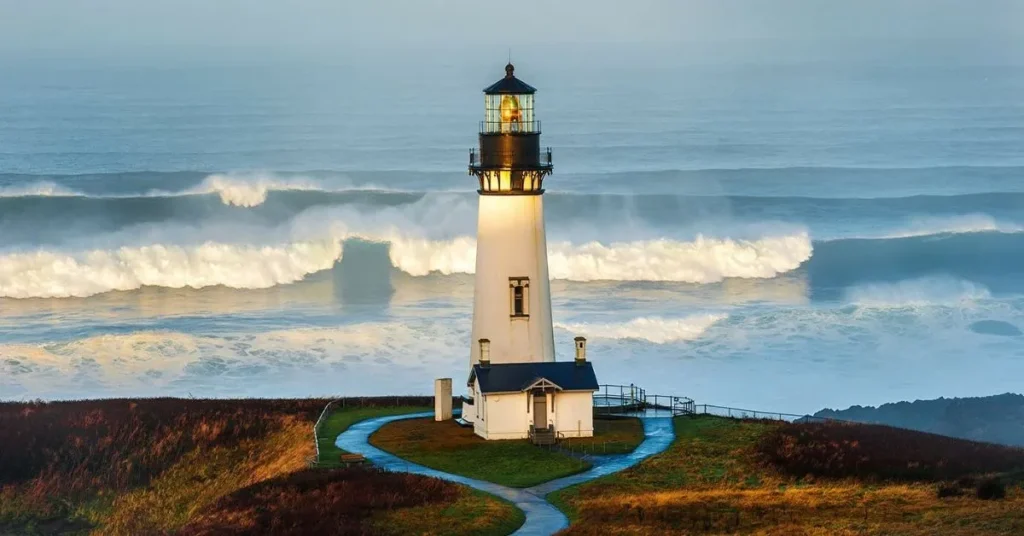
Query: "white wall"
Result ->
[[477, 391, 530, 440], [463, 381, 479, 423], [553, 391, 594, 438], [469, 194, 555, 368]]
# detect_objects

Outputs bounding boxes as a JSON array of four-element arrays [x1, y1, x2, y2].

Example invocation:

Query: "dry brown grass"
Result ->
[[551, 416, 1024, 535], [0, 397, 521, 536]]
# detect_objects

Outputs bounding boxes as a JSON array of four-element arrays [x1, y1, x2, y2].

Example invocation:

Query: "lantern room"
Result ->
[[470, 63, 553, 195], [482, 64, 538, 134]]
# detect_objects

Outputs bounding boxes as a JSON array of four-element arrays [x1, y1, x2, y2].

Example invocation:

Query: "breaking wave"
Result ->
[[0, 181, 80, 197], [877, 214, 1024, 239], [385, 233, 813, 282], [180, 173, 325, 207], [0, 240, 343, 299], [844, 277, 992, 308], [554, 314, 728, 344], [0, 230, 811, 298]]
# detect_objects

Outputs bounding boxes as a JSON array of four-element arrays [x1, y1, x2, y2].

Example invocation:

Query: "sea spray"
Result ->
[[186, 173, 325, 207], [554, 314, 728, 344]]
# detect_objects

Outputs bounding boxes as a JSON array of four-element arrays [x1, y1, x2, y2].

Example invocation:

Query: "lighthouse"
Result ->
[[457, 64, 598, 441], [468, 63, 556, 368]]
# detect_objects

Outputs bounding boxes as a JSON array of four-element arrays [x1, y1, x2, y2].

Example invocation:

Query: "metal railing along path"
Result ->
[[312, 398, 339, 466]]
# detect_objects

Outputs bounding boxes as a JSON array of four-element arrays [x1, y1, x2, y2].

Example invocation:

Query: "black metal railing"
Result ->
[[469, 148, 552, 169], [479, 120, 541, 134], [594, 383, 695, 417]]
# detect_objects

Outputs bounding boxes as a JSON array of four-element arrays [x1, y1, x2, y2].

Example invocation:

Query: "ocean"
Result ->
[[2, 50, 1023, 413]]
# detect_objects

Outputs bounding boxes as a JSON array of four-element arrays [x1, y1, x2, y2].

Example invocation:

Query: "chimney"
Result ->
[[478, 338, 491, 368], [574, 336, 587, 365]]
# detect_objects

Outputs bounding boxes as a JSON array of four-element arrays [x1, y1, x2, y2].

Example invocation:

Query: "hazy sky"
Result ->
[[0, 0, 1020, 59]]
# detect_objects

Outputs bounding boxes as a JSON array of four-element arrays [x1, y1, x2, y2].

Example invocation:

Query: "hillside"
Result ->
[[0, 398, 520, 536], [815, 393, 1024, 447], [550, 415, 1024, 535]]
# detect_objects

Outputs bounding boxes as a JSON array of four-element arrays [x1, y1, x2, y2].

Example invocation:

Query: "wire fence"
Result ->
[[693, 404, 858, 425]]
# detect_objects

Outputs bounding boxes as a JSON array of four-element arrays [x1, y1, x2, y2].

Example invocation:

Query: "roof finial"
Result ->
[[505, 48, 514, 78]]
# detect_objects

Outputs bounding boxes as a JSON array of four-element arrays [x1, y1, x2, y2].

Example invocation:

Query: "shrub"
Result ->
[[176, 467, 461, 535], [757, 421, 1024, 482], [977, 478, 1007, 500], [936, 484, 963, 498]]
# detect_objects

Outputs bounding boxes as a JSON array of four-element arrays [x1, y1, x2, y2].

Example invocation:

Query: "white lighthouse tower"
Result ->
[[468, 63, 555, 368], [457, 64, 599, 440]]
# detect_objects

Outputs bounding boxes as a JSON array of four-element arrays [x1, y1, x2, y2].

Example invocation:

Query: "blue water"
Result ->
[[1, 53, 1023, 413]]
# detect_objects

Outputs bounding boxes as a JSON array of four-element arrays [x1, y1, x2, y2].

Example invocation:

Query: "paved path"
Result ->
[[336, 413, 675, 536]]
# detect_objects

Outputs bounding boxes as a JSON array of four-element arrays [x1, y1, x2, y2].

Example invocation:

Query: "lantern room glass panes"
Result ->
[[484, 93, 536, 133]]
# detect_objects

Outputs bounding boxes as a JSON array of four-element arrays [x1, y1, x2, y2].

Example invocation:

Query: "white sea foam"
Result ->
[[386, 233, 813, 283], [1, 322, 468, 399], [554, 314, 728, 344], [844, 276, 992, 308], [0, 228, 811, 298], [0, 240, 343, 299], [0, 181, 81, 197], [187, 173, 324, 207], [882, 214, 1024, 239]]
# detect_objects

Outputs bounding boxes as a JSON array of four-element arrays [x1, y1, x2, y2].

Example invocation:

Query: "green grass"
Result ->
[[370, 418, 591, 488], [559, 418, 645, 455], [315, 405, 429, 467], [371, 489, 526, 536], [548, 415, 1024, 536], [547, 415, 773, 522]]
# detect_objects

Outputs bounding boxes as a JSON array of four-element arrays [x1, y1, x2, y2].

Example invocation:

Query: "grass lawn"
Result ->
[[559, 417, 644, 455], [316, 405, 429, 467], [549, 415, 1024, 535], [371, 488, 525, 536], [370, 418, 591, 488]]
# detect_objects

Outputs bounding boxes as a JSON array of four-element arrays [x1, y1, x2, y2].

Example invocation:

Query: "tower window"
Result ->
[[509, 277, 530, 318]]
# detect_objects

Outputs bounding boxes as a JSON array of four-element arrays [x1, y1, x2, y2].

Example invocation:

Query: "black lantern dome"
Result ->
[[469, 64, 553, 195], [483, 63, 537, 94]]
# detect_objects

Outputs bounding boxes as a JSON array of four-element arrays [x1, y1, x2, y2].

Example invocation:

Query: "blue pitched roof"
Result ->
[[469, 361, 599, 394]]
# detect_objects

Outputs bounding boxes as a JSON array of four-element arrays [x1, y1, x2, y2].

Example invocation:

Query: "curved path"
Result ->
[[336, 413, 675, 535]]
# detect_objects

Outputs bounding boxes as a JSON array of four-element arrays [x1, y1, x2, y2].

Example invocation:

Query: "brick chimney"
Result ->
[[478, 338, 491, 368], [574, 336, 587, 366]]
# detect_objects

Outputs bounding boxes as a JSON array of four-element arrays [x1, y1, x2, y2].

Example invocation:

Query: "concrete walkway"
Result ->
[[336, 413, 675, 536]]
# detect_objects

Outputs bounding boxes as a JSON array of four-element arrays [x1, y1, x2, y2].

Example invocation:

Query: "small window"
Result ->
[[509, 277, 529, 318]]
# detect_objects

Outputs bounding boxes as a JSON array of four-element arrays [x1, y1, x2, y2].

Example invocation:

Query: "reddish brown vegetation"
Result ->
[[758, 421, 1024, 481], [0, 396, 436, 528], [0, 398, 326, 493], [0, 397, 434, 491], [177, 468, 460, 536]]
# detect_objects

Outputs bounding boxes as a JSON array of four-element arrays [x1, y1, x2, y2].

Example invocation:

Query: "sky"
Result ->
[[0, 0, 1020, 61]]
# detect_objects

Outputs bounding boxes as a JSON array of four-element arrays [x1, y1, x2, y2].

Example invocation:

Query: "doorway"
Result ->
[[533, 393, 547, 429]]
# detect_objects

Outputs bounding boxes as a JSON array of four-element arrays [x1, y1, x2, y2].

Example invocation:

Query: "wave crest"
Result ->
[[844, 277, 991, 308], [0, 181, 80, 198], [554, 314, 728, 344], [387, 233, 812, 282], [0, 240, 342, 299], [188, 173, 323, 207], [881, 214, 1024, 239]]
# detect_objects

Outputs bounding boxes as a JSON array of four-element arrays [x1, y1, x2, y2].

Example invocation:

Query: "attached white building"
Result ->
[[466, 356, 598, 441]]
